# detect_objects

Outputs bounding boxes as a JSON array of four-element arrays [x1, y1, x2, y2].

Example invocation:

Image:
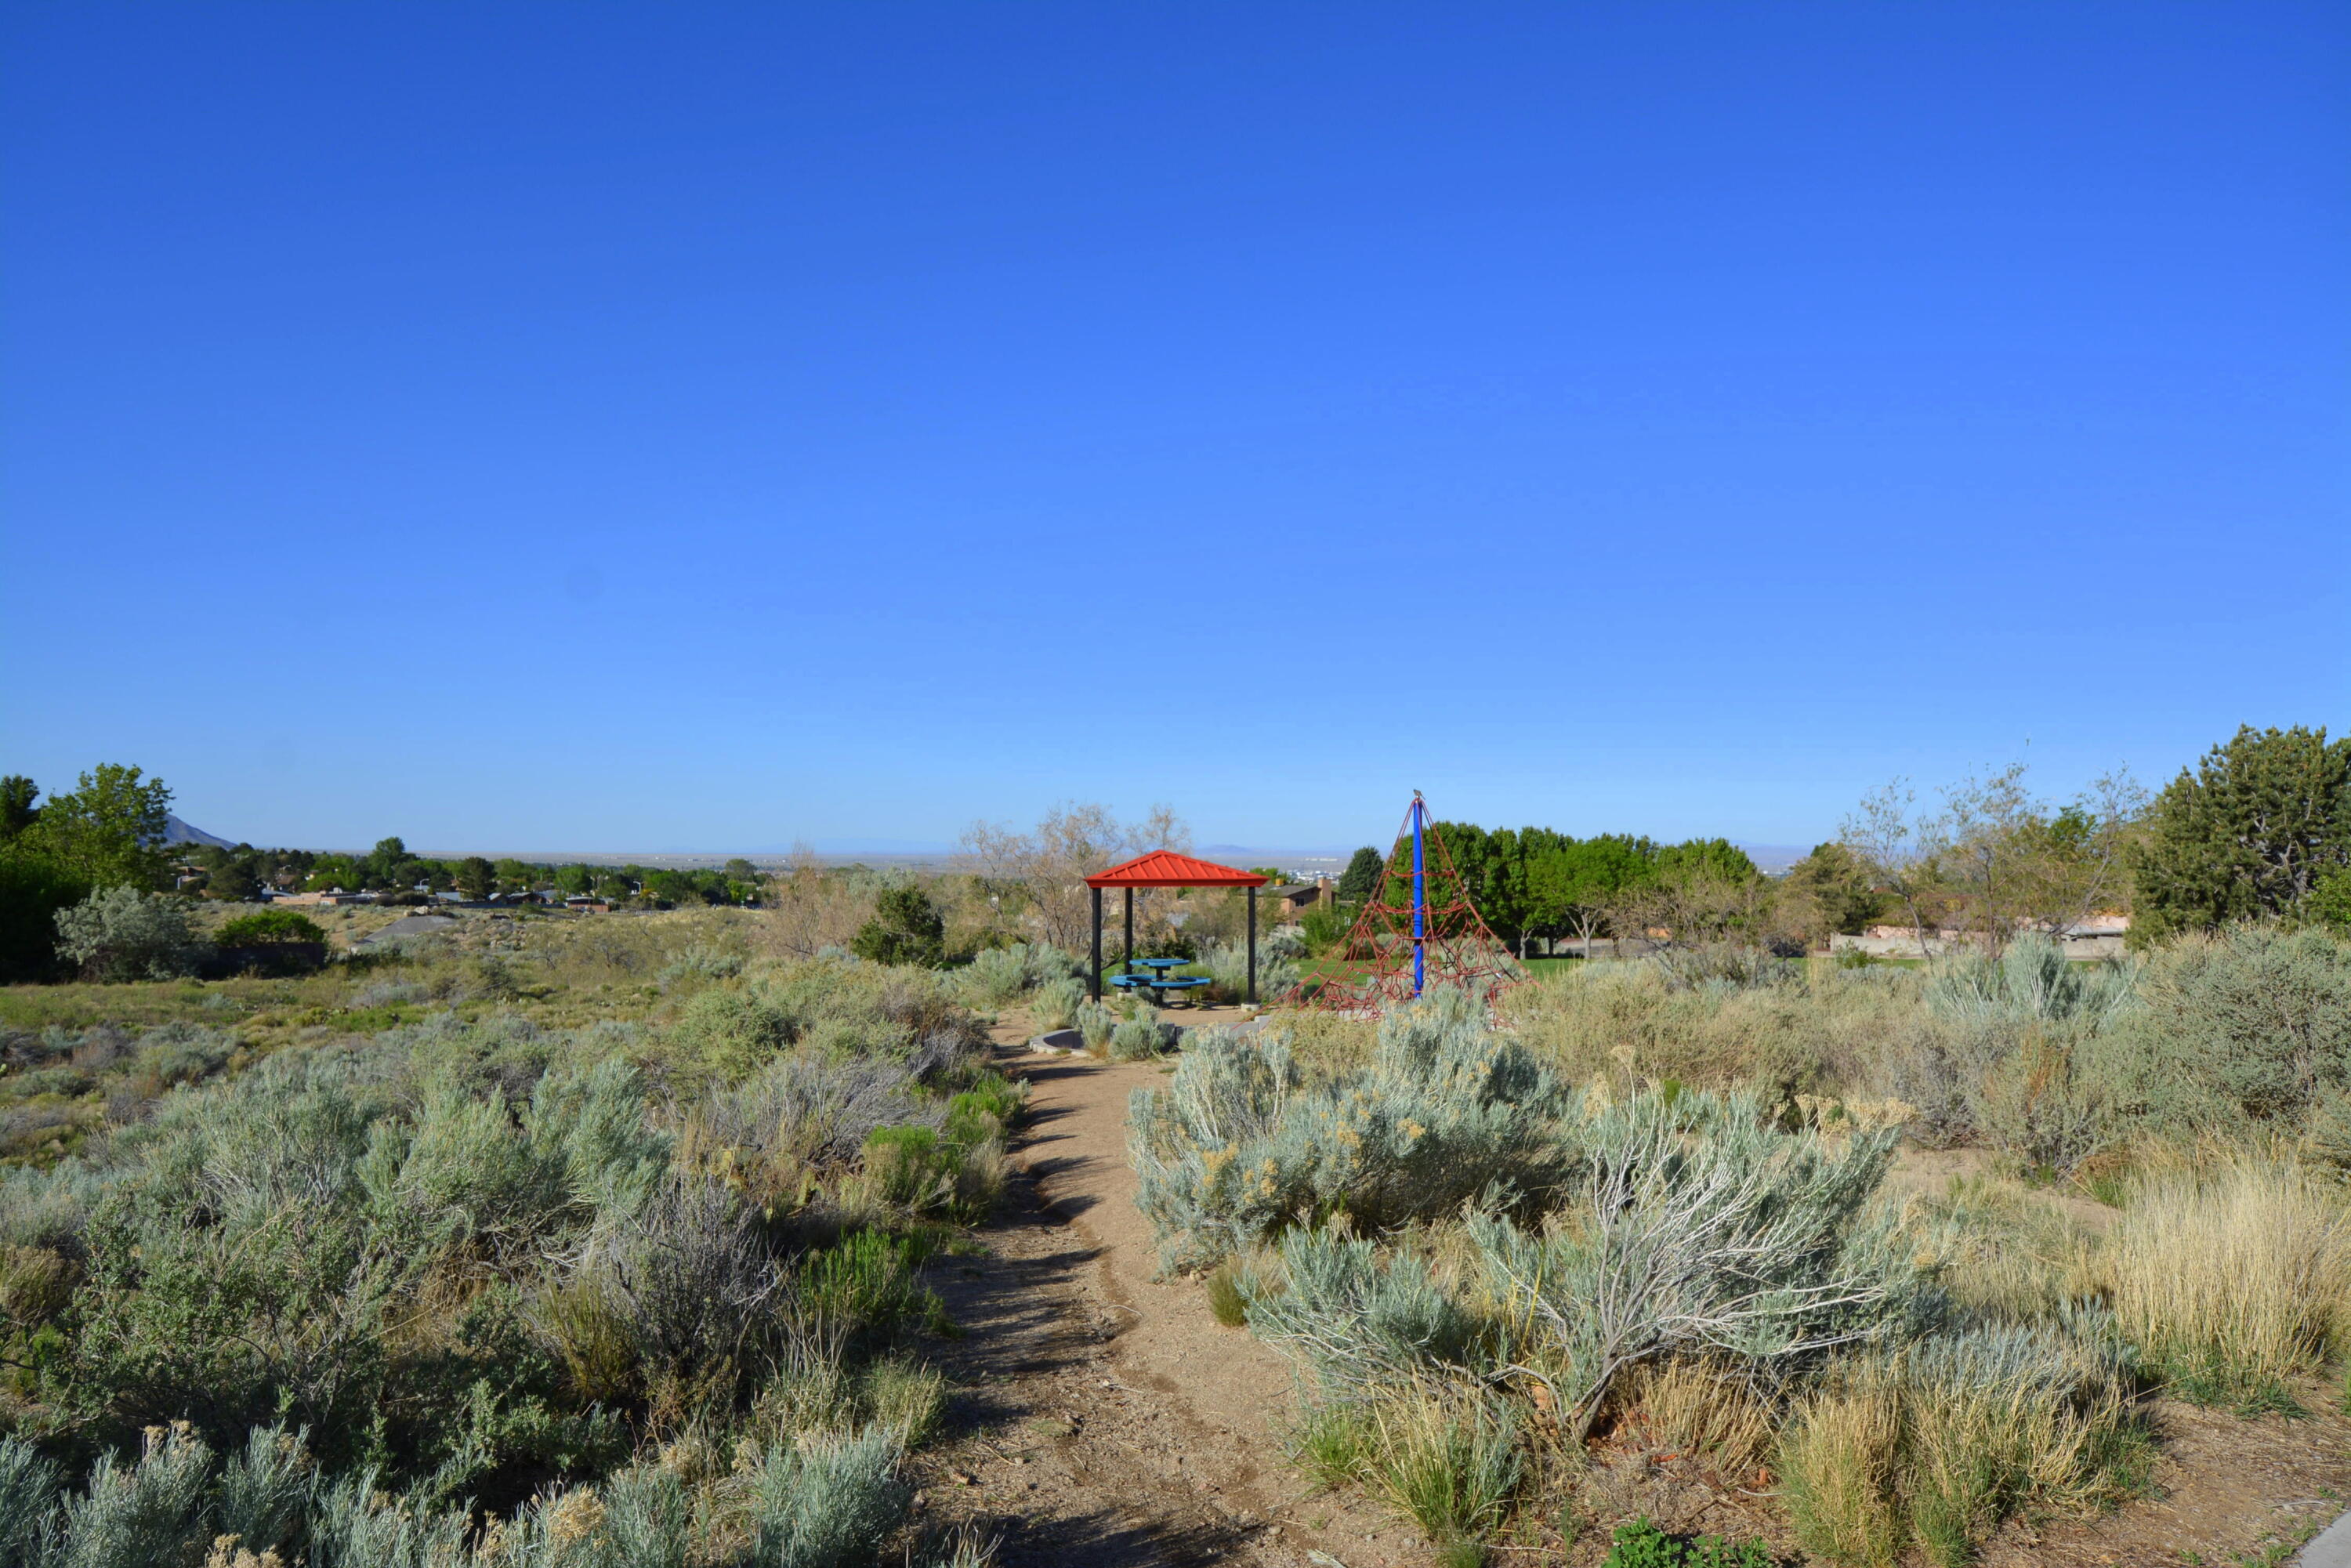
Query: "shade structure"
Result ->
[[1085, 852, 1269, 1003], [1086, 851, 1270, 889]]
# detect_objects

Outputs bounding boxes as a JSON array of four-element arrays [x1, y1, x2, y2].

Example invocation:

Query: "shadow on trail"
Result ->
[[988, 1505, 1263, 1568]]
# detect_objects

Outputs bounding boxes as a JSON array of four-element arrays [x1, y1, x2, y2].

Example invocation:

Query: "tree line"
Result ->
[[0, 766, 770, 981], [1321, 723, 2351, 954]]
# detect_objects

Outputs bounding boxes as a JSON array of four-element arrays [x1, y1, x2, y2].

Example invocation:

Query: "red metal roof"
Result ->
[[1085, 850, 1268, 889]]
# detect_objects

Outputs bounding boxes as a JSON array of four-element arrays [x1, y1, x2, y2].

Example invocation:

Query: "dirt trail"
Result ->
[[918, 1040, 1411, 1568]]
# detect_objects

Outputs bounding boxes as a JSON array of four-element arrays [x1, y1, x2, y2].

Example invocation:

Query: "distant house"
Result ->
[[277, 889, 376, 907], [1262, 878, 1333, 921], [1831, 914, 2132, 961], [564, 896, 614, 913], [2058, 914, 2131, 960]]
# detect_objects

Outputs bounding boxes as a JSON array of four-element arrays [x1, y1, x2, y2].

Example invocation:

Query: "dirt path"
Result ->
[[916, 1040, 1414, 1568]]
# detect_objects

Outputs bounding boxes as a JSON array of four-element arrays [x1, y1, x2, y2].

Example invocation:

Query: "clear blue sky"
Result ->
[[5, 3, 2346, 854]]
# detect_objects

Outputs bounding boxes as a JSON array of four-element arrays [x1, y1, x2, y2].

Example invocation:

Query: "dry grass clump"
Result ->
[[1204, 1260, 1250, 1327], [1614, 1358, 1773, 1476], [2099, 1153, 2351, 1404], [1780, 1326, 2138, 1568], [1899, 1173, 2105, 1325], [1780, 1380, 1904, 1566], [1359, 1382, 1523, 1557]]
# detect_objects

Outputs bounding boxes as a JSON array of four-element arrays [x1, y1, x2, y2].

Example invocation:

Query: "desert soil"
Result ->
[[914, 1019, 2351, 1567]]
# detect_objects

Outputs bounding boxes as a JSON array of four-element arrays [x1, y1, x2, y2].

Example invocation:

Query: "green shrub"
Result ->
[[670, 987, 795, 1076], [1299, 904, 1349, 952], [862, 1126, 959, 1211], [850, 887, 944, 969], [0, 851, 91, 984], [214, 910, 328, 947], [53, 888, 208, 983], [800, 1229, 938, 1339], [944, 1074, 1021, 1145]]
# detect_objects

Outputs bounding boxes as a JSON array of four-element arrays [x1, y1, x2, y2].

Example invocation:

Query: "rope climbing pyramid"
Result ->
[[1289, 791, 1526, 1015]]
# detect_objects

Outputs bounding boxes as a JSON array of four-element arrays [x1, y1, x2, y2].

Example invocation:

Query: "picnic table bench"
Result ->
[[1110, 958, 1213, 1005]]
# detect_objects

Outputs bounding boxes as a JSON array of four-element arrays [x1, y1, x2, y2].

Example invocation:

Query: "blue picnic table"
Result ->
[[1115, 958, 1212, 1005]]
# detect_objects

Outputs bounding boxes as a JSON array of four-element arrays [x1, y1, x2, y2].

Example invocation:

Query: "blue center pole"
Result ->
[[1411, 792, 1425, 998]]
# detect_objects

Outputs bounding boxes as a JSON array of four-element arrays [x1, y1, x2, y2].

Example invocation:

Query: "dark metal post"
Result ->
[[1123, 887, 1134, 974], [1089, 885, 1103, 1000], [1247, 885, 1258, 1005]]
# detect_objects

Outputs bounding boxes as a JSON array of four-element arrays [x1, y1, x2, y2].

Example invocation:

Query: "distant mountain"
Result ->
[[161, 815, 234, 849]]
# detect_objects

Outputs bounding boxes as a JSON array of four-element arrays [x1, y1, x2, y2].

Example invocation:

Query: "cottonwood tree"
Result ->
[[1843, 766, 2146, 954], [17, 764, 174, 891], [1527, 834, 1657, 954], [958, 802, 1189, 951], [1604, 842, 1770, 951], [1841, 780, 1951, 955]]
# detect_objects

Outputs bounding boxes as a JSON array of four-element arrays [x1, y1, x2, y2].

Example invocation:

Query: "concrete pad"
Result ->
[[2298, 1508, 2351, 1566]]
